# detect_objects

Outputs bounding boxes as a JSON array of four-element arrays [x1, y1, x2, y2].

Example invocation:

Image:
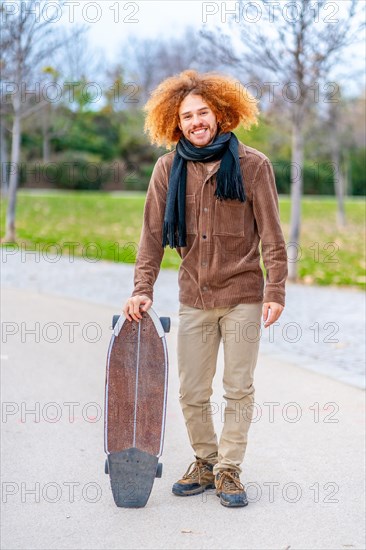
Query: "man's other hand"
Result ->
[[262, 302, 284, 328], [123, 295, 153, 322]]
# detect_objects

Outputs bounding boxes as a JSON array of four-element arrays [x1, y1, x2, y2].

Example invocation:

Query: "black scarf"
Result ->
[[162, 132, 246, 249]]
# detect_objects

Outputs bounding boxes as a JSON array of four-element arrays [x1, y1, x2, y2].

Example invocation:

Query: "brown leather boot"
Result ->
[[172, 453, 217, 496], [215, 470, 248, 507]]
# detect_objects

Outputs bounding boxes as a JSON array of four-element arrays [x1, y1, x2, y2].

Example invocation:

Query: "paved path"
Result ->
[[1, 287, 365, 550], [1, 249, 365, 388]]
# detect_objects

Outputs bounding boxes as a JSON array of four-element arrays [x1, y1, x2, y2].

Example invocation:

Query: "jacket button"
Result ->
[[202, 235, 207, 239], [203, 208, 208, 213]]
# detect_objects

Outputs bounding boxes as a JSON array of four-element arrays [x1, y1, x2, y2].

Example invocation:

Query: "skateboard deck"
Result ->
[[104, 308, 170, 508]]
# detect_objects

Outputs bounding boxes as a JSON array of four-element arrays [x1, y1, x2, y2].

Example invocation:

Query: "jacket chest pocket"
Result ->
[[213, 200, 245, 236], [185, 194, 198, 234]]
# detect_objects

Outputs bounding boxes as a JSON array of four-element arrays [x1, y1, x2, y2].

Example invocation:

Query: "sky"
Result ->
[[57, 0, 218, 54], [50, 0, 365, 96]]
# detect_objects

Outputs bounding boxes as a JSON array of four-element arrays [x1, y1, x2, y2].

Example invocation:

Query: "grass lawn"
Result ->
[[1, 191, 365, 290]]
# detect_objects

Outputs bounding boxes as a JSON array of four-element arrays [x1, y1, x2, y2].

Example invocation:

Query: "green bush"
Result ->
[[272, 158, 354, 195], [19, 157, 110, 190], [349, 148, 366, 196]]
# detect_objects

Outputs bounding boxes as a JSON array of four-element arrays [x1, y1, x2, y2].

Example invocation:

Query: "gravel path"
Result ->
[[1, 248, 365, 388]]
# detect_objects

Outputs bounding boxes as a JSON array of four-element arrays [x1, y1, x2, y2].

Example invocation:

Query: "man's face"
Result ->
[[178, 94, 219, 147]]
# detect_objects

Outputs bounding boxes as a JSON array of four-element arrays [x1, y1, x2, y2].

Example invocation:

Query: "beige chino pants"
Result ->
[[177, 302, 263, 475]]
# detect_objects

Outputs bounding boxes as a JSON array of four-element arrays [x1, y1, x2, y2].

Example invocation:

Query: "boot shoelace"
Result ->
[[182, 460, 208, 483], [216, 471, 244, 493]]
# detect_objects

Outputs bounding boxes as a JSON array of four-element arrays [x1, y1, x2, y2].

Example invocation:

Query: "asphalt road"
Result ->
[[1, 286, 365, 550]]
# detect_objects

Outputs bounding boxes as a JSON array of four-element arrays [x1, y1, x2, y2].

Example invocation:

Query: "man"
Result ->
[[122, 70, 288, 508]]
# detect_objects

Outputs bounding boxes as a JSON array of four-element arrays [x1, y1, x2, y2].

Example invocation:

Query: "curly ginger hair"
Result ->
[[143, 70, 260, 149]]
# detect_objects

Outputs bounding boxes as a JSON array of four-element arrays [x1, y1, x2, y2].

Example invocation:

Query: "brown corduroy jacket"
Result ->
[[131, 141, 288, 309]]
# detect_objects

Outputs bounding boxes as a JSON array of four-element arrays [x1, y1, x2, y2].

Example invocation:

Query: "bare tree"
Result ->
[[0, 7, 12, 196], [121, 27, 212, 104], [324, 86, 365, 208], [0, 117, 10, 195], [325, 84, 346, 227], [32, 27, 101, 162], [0, 97, 12, 195], [200, 0, 365, 281], [0, 0, 66, 242]]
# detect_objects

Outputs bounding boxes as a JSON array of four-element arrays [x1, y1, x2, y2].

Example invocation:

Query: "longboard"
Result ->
[[104, 308, 170, 508]]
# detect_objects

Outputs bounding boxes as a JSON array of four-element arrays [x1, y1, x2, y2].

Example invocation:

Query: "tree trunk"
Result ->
[[3, 95, 21, 242], [328, 112, 346, 228], [332, 148, 346, 228], [43, 129, 50, 163], [327, 87, 346, 228], [0, 120, 9, 196], [288, 119, 304, 282], [42, 103, 51, 163]]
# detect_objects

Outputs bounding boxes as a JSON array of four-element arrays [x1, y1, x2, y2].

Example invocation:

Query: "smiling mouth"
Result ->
[[191, 128, 208, 136]]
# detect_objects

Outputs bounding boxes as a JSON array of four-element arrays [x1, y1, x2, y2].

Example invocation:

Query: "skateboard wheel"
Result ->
[[159, 317, 170, 333], [105, 458, 109, 474], [156, 462, 163, 478], [112, 315, 120, 329]]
